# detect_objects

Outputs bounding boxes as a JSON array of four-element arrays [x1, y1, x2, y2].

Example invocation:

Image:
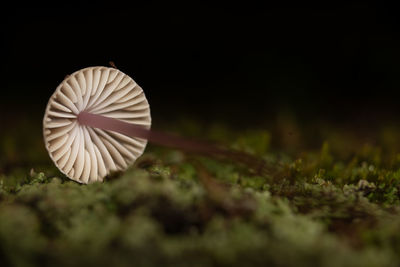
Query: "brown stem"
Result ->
[[78, 111, 270, 176]]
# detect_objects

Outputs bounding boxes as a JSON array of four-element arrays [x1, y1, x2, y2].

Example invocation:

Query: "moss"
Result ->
[[2, 119, 400, 266]]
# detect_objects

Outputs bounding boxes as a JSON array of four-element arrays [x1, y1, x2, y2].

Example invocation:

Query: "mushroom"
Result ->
[[44, 66, 269, 184], [43, 66, 151, 184]]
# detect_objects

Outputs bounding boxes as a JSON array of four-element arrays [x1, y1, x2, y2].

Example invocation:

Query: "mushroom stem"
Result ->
[[78, 111, 269, 175]]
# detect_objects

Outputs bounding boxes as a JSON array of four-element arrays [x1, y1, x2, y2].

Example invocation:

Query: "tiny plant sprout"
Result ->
[[43, 66, 151, 184], [44, 66, 268, 184]]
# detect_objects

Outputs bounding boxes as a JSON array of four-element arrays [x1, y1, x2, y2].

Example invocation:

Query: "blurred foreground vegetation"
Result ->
[[2, 114, 400, 266]]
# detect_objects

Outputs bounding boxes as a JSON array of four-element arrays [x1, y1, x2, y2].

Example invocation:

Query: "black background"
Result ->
[[1, 2, 400, 126]]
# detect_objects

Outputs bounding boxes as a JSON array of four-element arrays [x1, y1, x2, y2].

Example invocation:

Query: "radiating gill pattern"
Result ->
[[43, 67, 151, 184]]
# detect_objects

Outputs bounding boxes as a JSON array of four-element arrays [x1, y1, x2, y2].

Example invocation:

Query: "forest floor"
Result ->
[[2, 114, 400, 267]]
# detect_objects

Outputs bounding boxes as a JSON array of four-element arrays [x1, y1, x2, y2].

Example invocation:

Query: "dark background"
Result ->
[[1, 2, 400, 126]]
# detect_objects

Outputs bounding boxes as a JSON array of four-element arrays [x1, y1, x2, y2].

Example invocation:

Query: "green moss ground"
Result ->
[[2, 116, 400, 266]]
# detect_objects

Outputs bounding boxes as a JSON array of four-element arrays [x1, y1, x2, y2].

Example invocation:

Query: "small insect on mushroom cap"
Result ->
[[43, 66, 151, 184]]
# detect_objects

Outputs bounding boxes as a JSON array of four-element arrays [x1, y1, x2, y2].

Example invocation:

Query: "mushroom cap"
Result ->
[[43, 66, 151, 184]]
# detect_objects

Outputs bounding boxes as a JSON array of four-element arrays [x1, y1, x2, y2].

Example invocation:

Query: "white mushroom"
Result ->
[[43, 66, 151, 184]]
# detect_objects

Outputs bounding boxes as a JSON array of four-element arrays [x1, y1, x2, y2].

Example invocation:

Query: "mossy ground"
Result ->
[[2, 115, 400, 267]]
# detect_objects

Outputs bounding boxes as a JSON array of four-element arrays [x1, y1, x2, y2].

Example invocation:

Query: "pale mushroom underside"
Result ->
[[43, 66, 151, 184]]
